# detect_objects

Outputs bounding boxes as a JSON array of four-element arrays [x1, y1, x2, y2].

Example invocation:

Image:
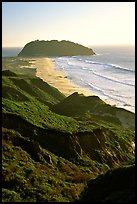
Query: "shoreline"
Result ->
[[34, 57, 92, 97], [2, 56, 134, 113], [19, 57, 135, 113]]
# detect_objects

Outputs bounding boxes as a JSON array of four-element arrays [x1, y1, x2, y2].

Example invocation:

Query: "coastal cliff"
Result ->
[[18, 40, 95, 57], [2, 57, 135, 202]]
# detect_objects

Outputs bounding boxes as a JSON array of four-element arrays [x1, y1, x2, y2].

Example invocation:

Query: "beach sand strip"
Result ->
[[34, 57, 92, 96]]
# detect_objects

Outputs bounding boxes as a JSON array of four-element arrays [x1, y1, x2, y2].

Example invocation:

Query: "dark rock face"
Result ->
[[18, 40, 95, 57], [2, 112, 81, 160], [2, 112, 135, 168], [79, 164, 135, 202], [76, 128, 134, 167]]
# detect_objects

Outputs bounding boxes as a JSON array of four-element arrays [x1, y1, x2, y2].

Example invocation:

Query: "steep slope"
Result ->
[[2, 70, 65, 107], [2, 63, 135, 202], [51, 92, 135, 130], [2, 126, 135, 202], [79, 164, 135, 202], [2, 128, 94, 202], [18, 40, 95, 57]]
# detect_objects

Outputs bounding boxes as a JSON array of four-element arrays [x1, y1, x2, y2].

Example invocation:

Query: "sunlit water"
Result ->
[[51, 46, 135, 113], [2, 45, 135, 113]]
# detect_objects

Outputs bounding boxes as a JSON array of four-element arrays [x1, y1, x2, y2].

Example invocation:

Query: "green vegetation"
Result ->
[[18, 40, 95, 57], [2, 57, 135, 202], [2, 127, 95, 202], [51, 91, 135, 130]]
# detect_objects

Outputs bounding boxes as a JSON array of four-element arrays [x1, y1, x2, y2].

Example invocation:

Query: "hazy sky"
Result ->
[[2, 2, 135, 47]]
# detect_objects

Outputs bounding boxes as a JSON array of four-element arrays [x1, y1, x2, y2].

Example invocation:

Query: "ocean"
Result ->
[[2, 45, 135, 113], [51, 45, 135, 113], [2, 47, 23, 57]]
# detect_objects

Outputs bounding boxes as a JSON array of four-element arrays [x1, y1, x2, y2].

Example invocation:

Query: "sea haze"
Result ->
[[51, 45, 135, 113], [2, 45, 135, 113], [2, 47, 23, 57]]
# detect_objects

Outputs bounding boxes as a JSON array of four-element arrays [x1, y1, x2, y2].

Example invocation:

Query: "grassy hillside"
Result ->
[[51, 92, 135, 130], [3, 127, 98, 202], [2, 58, 135, 202]]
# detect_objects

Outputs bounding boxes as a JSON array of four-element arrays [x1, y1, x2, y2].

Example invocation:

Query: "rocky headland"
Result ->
[[18, 40, 95, 57]]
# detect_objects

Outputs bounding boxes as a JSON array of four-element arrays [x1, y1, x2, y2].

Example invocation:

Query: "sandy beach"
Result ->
[[34, 57, 92, 96]]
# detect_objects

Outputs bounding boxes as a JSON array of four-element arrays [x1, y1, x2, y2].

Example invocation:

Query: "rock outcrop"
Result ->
[[2, 112, 135, 167]]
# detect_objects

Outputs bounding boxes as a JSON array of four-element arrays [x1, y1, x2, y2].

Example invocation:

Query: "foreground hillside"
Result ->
[[2, 59, 135, 202], [79, 164, 135, 202], [18, 40, 95, 57]]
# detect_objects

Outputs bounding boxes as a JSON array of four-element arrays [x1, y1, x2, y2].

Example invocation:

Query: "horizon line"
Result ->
[[2, 43, 135, 48]]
